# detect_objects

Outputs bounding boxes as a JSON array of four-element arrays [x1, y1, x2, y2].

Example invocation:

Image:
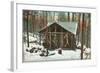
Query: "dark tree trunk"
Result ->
[[78, 13, 81, 43], [81, 13, 85, 59], [68, 12, 70, 21], [72, 13, 74, 21], [26, 11, 29, 47]]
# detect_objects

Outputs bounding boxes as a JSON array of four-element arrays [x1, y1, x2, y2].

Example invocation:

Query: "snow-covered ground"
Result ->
[[23, 49, 81, 62], [23, 32, 91, 62]]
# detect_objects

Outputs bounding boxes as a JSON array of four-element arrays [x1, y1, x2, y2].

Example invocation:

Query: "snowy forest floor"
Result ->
[[23, 33, 91, 62], [23, 49, 82, 62]]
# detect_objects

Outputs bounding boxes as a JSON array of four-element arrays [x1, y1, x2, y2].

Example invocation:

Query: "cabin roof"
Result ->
[[39, 22, 78, 35]]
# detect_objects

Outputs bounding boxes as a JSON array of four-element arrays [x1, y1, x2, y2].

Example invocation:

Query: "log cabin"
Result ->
[[39, 22, 78, 50]]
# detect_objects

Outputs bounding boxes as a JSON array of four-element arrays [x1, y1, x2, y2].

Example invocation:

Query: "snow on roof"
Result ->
[[58, 22, 78, 35], [40, 22, 78, 35]]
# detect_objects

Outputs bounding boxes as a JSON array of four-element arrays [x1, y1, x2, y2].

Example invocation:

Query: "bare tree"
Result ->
[[26, 11, 29, 47], [81, 13, 85, 59], [68, 12, 70, 21]]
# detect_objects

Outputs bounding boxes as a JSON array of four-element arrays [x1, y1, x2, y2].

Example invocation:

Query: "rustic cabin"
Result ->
[[39, 22, 78, 50]]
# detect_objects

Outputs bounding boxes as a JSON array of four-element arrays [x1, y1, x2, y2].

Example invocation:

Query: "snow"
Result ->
[[76, 41, 81, 48], [23, 32, 91, 62], [24, 32, 41, 43], [23, 49, 81, 62], [83, 47, 91, 59]]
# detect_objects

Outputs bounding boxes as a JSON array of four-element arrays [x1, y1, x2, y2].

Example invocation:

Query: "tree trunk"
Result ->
[[68, 12, 70, 21], [72, 13, 74, 21], [81, 13, 85, 59], [78, 13, 81, 43], [26, 11, 29, 47]]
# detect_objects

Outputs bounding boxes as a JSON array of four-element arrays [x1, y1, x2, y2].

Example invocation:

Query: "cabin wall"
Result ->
[[40, 32, 76, 50]]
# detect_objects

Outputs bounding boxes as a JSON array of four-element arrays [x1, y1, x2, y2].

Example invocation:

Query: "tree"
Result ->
[[26, 11, 29, 47], [68, 12, 70, 21], [81, 13, 85, 59]]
